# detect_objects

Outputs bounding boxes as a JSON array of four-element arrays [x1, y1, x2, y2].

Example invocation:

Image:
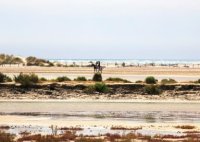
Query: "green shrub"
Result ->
[[85, 83, 109, 93], [161, 78, 177, 84], [0, 73, 12, 83], [56, 76, 71, 82], [74, 76, 87, 81], [92, 73, 102, 82], [145, 76, 157, 84], [94, 83, 109, 93], [14, 73, 39, 86], [105, 77, 131, 83], [144, 85, 161, 95]]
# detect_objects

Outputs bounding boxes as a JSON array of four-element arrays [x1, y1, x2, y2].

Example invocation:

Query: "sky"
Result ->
[[0, 0, 200, 59]]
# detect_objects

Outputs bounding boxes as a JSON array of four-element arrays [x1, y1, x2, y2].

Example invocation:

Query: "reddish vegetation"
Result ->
[[175, 125, 196, 130], [19, 131, 31, 136], [159, 135, 187, 139], [0, 125, 10, 130], [110, 126, 142, 131], [183, 131, 200, 134], [0, 131, 14, 142], [59, 127, 83, 131], [0, 129, 200, 142], [17, 131, 77, 142]]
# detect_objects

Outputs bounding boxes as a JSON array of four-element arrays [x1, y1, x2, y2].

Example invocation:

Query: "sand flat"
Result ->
[[1, 66, 200, 81]]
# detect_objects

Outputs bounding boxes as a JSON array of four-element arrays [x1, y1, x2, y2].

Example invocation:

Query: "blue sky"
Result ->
[[0, 0, 200, 59]]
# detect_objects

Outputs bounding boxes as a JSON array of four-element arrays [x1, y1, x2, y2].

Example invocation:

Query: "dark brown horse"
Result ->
[[91, 63, 105, 73]]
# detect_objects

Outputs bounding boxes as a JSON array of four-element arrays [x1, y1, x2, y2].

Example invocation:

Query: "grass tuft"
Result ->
[[161, 78, 177, 84], [74, 76, 87, 81], [105, 77, 131, 83], [56, 76, 71, 82]]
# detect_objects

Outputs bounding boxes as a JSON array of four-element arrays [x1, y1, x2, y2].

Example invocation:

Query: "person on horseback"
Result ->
[[90, 61, 104, 73], [96, 61, 100, 70]]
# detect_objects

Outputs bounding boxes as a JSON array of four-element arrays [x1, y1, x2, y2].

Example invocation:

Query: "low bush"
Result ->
[[74, 76, 87, 81], [14, 73, 39, 86], [92, 73, 102, 82], [85, 83, 109, 93], [161, 78, 177, 84], [196, 79, 200, 84], [40, 77, 48, 82], [135, 80, 143, 83], [144, 85, 161, 95], [105, 77, 131, 83], [145, 76, 157, 84], [84, 85, 96, 94], [56, 76, 71, 82], [0, 73, 12, 83]]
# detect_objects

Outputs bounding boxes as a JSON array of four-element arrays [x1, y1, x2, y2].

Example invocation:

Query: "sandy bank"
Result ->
[[0, 83, 200, 101]]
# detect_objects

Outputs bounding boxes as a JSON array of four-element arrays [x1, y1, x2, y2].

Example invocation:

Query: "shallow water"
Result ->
[[0, 101, 200, 122], [0, 101, 200, 136]]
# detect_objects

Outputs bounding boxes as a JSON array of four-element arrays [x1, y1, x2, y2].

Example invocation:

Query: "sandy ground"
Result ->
[[1, 66, 200, 82]]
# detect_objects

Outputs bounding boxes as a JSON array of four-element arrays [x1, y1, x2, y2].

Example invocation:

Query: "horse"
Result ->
[[91, 63, 98, 73], [91, 63, 105, 73]]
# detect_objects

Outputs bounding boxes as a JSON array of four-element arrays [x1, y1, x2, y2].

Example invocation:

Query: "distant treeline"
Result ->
[[0, 54, 53, 67]]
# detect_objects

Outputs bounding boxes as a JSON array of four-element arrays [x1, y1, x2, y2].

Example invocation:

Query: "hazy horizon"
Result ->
[[0, 0, 200, 59]]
